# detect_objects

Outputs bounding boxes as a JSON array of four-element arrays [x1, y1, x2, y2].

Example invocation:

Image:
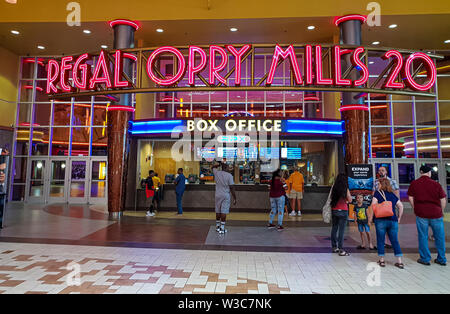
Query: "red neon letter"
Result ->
[[383, 50, 404, 89], [114, 50, 131, 88], [209, 45, 228, 85], [403, 52, 437, 91], [267, 45, 303, 85], [147, 46, 186, 86], [226, 45, 251, 85], [305, 45, 313, 85], [73, 53, 91, 90], [315, 46, 333, 85], [46, 60, 60, 94], [334, 46, 352, 86], [351, 47, 369, 86], [188, 46, 207, 86], [60, 56, 74, 92], [89, 51, 112, 89]]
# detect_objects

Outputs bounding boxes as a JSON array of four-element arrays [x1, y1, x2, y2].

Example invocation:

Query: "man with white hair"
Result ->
[[408, 165, 447, 266]]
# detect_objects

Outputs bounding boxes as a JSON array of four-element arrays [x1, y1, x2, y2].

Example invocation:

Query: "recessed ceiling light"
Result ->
[[11, 30, 19, 35], [445, 39, 450, 44], [101, 45, 108, 49], [307, 25, 315, 30], [369, 61, 375, 64], [388, 24, 397, 29], [230, 27, 238, 32], [83, 29, 91, 34], [372, 41, 380, 45], [37, 45, 45, 50], [156, 28, 164, 33]]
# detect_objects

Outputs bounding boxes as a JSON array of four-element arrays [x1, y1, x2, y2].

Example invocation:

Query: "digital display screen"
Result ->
[[196, 147, 215, 159], [281, 148, 302, 159], [259, 147, 280, 159]]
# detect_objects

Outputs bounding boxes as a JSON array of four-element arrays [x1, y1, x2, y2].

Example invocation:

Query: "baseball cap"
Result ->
[[420, 165, 432, 173]]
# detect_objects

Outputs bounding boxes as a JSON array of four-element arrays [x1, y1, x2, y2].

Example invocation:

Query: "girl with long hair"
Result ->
[[267, 169, 286, 231], [330, 173, 352, 256]]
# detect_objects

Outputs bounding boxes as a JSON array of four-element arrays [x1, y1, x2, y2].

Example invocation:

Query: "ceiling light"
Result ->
[[230, 27, 238, 32], [372, 41, 380, 45], [101, 45, 108, 49], [83, 29, 91, 34], [5, 0, 17, 3], [11, 30, 19, 35], [388, 24, 397, 29], [37, 45, 45, 50], [369, 61, 374, 64], [156, 28, 164, 33], [307, 25, 315, 30], [445, 40, 450, 44]]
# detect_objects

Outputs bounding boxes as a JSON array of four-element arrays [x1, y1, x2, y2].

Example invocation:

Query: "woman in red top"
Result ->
[[330, 173, 353, 256], [267, 169, 287, 231]]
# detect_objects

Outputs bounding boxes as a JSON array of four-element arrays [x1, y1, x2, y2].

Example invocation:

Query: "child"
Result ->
[[354, 194, 376, 250]]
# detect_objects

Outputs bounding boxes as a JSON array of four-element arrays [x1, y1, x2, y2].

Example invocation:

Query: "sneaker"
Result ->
[[297, 211, 302, 217], [216, 226, 221, 232], [434, 259, 447, 266], [267, 223, 276, 229], [146, 211, 155, 217], [218, 229, 228, 234], [277, 225, 284, 231], [289, 211, 296, 217]]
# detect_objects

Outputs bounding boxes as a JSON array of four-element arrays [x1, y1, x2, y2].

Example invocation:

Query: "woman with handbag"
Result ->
[[330, 174, 353, 256], [369, 178, 404, 269]]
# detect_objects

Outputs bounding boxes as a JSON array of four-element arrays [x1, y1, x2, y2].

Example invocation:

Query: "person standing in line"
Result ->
[[369, 178, 404, 269], [374, 166, 400, 248], [174, 168, 186, 215], [145, 170, 156, 217], [152, 172, 161, 212], [287, 167, 304, 217], [212, 162, 236, 234], [0, 155, 7, 229], [354, 194, 376, 250], [408, 165, 447, 266], [330, 173, 353, 256], [267, 169, 287, 231], [281, 170, 292, 215]]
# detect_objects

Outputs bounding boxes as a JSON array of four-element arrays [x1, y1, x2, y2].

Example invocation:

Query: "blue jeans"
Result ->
[[416, 217, 447, 264], [176, 191, 184, 214], [374, 219, 403, 257], [269, 196, 285, 226], [331, 210, 348, 249]]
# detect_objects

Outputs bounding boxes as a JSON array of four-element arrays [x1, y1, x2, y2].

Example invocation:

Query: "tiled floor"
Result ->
[[0, 203, 449, 293], [0, 242, 449, 294]]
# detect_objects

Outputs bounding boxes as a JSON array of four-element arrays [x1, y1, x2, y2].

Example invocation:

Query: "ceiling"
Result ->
[[0, 14, 449, 56]]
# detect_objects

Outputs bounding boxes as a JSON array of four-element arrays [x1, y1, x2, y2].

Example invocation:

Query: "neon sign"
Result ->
[[46, 44, 439, 97]]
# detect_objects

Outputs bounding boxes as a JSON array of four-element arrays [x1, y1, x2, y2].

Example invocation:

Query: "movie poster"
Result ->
[[347, 164, 374, 207]]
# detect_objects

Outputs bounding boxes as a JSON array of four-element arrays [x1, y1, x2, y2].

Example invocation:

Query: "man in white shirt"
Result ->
[[212, 162, 237, 234]]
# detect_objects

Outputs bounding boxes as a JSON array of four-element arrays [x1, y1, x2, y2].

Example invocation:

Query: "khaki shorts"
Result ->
[[289, 190, 303, 200]]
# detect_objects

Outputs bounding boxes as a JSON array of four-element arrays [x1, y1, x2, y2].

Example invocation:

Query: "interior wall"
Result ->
[[0, 46, 19, 127]]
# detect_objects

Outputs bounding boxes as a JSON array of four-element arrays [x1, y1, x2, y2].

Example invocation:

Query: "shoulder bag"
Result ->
[[372, 190, 394, 218]]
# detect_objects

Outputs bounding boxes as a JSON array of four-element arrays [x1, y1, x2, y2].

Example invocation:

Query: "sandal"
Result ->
[[338, 250, 350, 256], [332, 248, 340, 253], [394, 263, 404, 269], [378, 260, 386, 267], [357, 245, 366, 250], [369, 246, 377, 251]]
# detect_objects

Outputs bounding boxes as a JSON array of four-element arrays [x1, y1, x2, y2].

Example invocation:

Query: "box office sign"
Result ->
[[347, 164, 374, 206], [45, 44, 440, 99]]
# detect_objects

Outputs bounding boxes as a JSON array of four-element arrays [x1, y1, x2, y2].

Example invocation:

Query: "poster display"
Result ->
[[347, 164, 374, 207]]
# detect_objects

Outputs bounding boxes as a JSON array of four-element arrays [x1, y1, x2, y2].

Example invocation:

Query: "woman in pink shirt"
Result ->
[[330, 173, 353, 256]]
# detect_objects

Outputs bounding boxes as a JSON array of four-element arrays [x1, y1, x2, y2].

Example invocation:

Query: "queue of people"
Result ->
[[325, 165, 446, 269]]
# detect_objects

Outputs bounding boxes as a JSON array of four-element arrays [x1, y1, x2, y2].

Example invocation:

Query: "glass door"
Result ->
[[48, 158, 68, 203], [372, 159, 394, 181], [444, 161, 450, 202], [28, 158, 47, 203], [89, 158, 107, 204], [68, 159, 88, 203], [394, 161, 416, 202]]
